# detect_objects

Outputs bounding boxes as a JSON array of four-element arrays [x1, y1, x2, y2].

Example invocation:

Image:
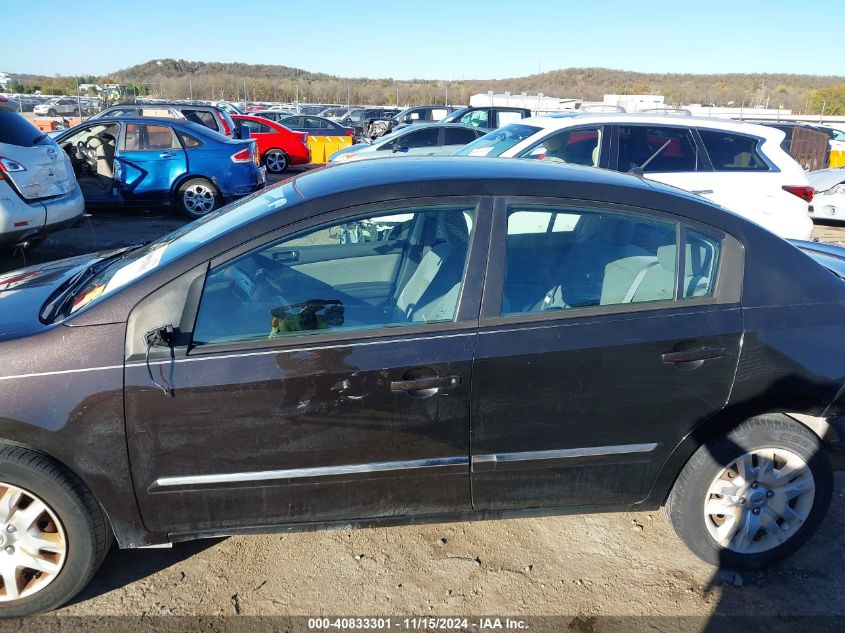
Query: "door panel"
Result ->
[[126, 333, 475, 533], [472, 306, 742, 509], [118, 123, 187, 201]]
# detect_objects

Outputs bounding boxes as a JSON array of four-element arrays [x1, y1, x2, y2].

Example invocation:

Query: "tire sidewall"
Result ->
[[0, 460, 100, 618], [669, 417, 833, 570]]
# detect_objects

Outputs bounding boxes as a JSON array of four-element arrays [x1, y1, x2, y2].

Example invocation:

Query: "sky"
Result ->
[[3, 0, 843, 79]]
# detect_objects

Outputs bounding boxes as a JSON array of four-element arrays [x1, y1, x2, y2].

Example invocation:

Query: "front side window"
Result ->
[[501, 207, 678, 315], [617, 126, 701, 173], [123, 124, 178, 151], [698, 130, 769, 171], [193, 205, 476, 346], [521, 127, 603, 167], [443, 127, 480, 146], [398, 127, 440, 149]]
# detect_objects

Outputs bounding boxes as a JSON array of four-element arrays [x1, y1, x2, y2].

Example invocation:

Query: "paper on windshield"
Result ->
[[468, 147, 493, 157], [103, 246, 167, 295]]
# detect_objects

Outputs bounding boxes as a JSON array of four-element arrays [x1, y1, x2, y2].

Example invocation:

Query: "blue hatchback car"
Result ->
[[55, 117, 265, 217]]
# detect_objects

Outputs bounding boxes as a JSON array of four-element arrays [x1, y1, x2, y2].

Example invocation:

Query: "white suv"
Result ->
[[33, 98, 81, 117], [0, 98, 85, 250], [456, 113, 814, 239]]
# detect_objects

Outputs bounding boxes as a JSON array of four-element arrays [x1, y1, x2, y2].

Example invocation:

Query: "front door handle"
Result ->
[[661, 346, 726, 364], [159, 151, 176, 159], [390, 375, 461, 393], [690, 189, 714, 195]]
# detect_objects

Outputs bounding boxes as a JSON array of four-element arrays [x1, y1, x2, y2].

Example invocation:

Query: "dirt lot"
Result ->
[[2, 191, 845, 630]]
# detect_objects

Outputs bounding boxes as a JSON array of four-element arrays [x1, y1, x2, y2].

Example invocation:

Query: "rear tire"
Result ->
[[0, 446, 110, 618], [177, 178, 221, 219], [264, 149, 289, 174], [664, 414, 832, 570]]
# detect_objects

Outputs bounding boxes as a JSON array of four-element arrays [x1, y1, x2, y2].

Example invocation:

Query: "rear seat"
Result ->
[[601, 243, 712, 306]]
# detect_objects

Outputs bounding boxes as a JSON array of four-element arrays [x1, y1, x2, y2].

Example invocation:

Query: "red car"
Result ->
[[232, 114, 310, 174]]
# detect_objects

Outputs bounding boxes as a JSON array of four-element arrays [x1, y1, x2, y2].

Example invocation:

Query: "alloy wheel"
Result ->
[[265, 151, 288, 173], [182, 183, 216, 216], [703, 448, 815, 554], [0, 483, 67, 602]]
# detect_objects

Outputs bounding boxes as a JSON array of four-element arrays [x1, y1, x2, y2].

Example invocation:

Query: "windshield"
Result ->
[[52, 184, 295, 319], [453, 123, 542, 157]]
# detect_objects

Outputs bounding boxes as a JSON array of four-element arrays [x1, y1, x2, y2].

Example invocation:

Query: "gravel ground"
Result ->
[[2, 188, 845, 631]]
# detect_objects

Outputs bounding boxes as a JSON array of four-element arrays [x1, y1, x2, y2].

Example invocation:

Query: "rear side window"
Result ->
[[618, 126, 701, 173], [0, 111, 46, 147], [177, 131, 203, 148], [698, 130, 770, 171], [182, 110, 219, 131], [496, 110, 524, 127], [683, 229, 721, 298], [502, 207, 678, 314]]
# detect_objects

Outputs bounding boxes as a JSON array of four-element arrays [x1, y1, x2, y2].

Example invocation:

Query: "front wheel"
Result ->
[[0, 446, 111, 617], [664, 414, 832, 570], [177, 178, 221, 219], [264, 150, 289, 174], [47, 109, 56, 117]]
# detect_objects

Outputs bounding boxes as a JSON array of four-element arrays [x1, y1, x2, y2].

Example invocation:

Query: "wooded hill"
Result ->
[[10, 59, 845, 113]]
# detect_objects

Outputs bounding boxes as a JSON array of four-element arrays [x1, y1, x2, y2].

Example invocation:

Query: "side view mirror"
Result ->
[[393, 142, 408, 154], [237, 125, 250, 139]]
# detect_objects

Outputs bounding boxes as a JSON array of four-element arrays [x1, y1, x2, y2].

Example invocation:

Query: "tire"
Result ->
[[177, 178, 221, 219], [665, 414, 832, 570], [264, 149, 289, 174], [47, 109, 56, 117], [0, 445, 110, 617]]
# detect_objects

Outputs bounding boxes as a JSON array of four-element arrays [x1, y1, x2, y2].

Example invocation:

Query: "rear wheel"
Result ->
[[264, 149, 289, 174], [177, 178, 221, 219], [0, 446, 110, 618], [665, 415, 832, 570]]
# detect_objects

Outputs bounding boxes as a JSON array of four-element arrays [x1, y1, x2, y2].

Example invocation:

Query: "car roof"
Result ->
[[518, 113, 786, 141], [293, 156, 699, 205]]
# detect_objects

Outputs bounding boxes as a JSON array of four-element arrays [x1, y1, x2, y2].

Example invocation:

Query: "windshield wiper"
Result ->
[[40, 245, 144, 323]]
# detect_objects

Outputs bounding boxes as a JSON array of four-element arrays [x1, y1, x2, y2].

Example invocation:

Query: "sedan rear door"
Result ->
[[470, 198, 744, 511]]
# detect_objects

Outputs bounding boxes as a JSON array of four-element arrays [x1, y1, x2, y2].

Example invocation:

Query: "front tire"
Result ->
[[0, 446, 110, 618], [264, 149, 289, 174], [47, 109, 56, 117], [177, 178, 221, 219], [665, 414, 832, 570]]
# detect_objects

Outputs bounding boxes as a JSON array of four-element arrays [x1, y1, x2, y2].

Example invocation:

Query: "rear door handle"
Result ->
[[390, 375, 461, 392], [159, 151, 176, 159], [661, 346, 726, 364]]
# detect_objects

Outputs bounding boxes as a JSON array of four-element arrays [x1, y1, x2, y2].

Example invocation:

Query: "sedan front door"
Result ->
[[124, 199, 489, 535], [470, 199, 744, 510]]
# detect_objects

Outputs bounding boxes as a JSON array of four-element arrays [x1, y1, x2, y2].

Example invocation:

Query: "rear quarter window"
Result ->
[[0, 111, 46, 147], [698, 130, 770, 171]]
